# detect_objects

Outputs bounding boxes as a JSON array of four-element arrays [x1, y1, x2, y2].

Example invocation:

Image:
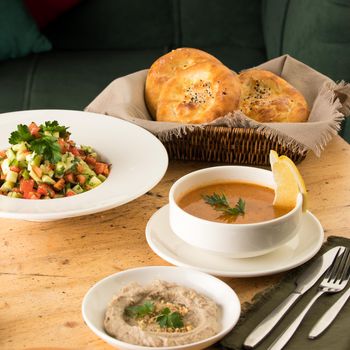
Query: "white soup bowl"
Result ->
[[169, 166, 303, 258]]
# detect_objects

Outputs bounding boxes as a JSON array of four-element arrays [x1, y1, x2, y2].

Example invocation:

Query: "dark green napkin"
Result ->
[[220, 236, 350, 350]]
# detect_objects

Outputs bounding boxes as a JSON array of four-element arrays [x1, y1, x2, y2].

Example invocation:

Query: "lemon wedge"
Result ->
[[269, 150, 308, 212]]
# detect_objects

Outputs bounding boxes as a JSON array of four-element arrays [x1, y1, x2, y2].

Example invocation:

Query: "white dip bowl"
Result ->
[[82, 266, 241, 350], [169, 166, 303, 258]]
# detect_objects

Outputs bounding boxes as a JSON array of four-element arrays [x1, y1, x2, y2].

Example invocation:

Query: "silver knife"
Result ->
[[309, 283, 350, 339], [243, 246, 346, 349]]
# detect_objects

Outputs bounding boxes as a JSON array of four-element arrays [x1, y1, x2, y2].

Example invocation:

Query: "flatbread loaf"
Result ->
[[156, 62, 241, 124], [145, 48, 222, 118], [239, 69, 309, 122]]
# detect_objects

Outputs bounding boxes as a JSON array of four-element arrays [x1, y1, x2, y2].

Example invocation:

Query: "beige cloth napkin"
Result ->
[[85, 55, 350, 156]]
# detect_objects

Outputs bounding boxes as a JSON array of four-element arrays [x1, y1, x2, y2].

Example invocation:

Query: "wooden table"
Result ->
[[1, 136, 349, 350]]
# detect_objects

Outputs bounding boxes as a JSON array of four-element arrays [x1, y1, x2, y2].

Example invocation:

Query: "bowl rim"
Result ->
[[169, 165, 302, 228], [81, 266, 241, 350]]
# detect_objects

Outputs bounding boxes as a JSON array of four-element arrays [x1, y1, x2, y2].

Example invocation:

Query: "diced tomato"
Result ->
[[102, 165, 110, 176], [53, 178, 65, 191], [0, 150, 6, 158], [37, 185, 48, 196], [58, 138, 68, 154], [9, 166, 21, 173], [65, 190, 76, 197], [69, 146, 80, 156], [64, 173, 75, 183], [76, 164, 84, 174], [1, 173, 6, 180], [12, 188, 21, 193], [28, 122, 40, 137], [32, 165, 42, 178], [76, 174, 86, 185], [94, 162, 108, 175], [20, 179, 34, 194], [23, 191, 41, 200], [85, 156, 96, 166], [37, 184, 55, 198]]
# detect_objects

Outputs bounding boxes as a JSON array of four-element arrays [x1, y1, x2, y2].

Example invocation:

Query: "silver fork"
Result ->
[[268, 247, 350, 350]]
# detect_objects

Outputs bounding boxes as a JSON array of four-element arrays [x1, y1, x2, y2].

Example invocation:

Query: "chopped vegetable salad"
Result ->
[[0, 121, 110, 199]]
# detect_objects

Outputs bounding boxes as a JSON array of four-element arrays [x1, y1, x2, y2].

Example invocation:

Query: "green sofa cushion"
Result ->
[[0, 0, 52, 61], [262, 0, 289, 59], [44, 0, 174, 50], [263, 0, 350, 83], [283, 0, 350, 83], [0, 49, 166, 112], [180, 0, 265, 51], [179, 0, 266, 71], [202, 46, 266, 72]]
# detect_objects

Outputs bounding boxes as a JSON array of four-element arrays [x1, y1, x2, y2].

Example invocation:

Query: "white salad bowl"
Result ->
[[0, 109, 168, 221], [82, 266, 241, 350], [169, 166, 303, 258]]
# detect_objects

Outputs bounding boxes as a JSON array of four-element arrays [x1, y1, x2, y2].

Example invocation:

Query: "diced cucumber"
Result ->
[[0, 181, 14, 192], [18, 160, 28, 169], [7, 192, 22, 198], [88, 176, 102, 188], [6, 170, 18, 183], [22, 169, 30, 180], [25, 152, 35, 163], [55, 161, 66, 177], [79, 159, 95, 176], [29, 170, 41, 183], [31, 155, 42, 167], [1, 159, 9, 175], [97, 174, 107, 182], [44, 130, 59, 138], [42, 175, 56, 185], [16, 151, 27, 161], [12, 142, 27, 153], [40, 164, 50, 175], [81, 145, 94, 154], [6, 149, 15, 161], [9, 158, 19, 167], [72, 184, 84, 194]]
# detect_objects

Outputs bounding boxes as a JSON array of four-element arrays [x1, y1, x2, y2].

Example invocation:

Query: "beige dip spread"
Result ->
[[104, 280, 220, 347]]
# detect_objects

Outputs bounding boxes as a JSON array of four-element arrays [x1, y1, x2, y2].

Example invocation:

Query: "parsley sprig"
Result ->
[[41, 121, 69, 137], [9, 124, 34, 144], [8, 121, 69, 164], [125, 301, 155, 318], [202, 193, 246, 217], [125, 301, 184, 329], [156, 307, 184, 328], [30, 136, 62, 164]]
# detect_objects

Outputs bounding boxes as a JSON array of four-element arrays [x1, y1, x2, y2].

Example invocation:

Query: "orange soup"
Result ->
[[177, 181, 291, 224]]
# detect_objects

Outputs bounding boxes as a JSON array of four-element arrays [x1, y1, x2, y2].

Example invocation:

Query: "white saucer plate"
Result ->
[[146, 205, 324, 278]]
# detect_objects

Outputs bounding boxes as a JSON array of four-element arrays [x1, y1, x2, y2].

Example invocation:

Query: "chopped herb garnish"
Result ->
[[40, 120, 69, 137], [30, 136, 62, 164], [8, 124, 34, 144], [8, 121, 68, 164], [125, 301, 155, 318], [202, 193, 246, 217], [156, 307, 184, 329]]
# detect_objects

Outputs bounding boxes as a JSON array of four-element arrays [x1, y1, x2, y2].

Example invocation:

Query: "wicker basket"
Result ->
[[160, 126, 307, 166]]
